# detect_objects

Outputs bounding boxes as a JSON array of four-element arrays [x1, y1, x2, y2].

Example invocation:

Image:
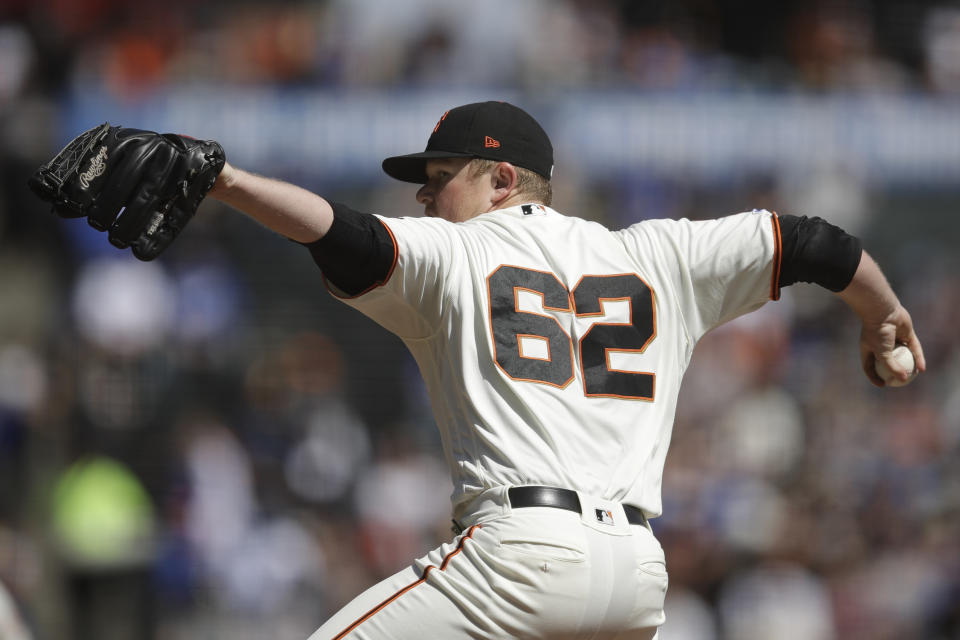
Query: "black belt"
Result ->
[[508, 486, 647, 526]]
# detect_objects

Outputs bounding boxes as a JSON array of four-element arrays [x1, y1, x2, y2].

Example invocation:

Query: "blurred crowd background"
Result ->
[[1, 0, 959, 639]]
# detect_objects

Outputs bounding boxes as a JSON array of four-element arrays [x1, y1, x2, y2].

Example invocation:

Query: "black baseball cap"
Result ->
[[382, 101, 554, 184]]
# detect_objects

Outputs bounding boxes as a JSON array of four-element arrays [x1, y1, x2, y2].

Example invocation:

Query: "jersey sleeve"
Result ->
[[327, 215, 463, 339], [618, 210, 781, 343]]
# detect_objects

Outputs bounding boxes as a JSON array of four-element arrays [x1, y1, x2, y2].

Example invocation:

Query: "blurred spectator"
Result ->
[[50, 455, 157, 640], [71, 258, 176, 358], [712, 386, 804, 478], [0, 343, 46, 512], [717, 563, 834, 640], [171, 409, 327, 627], [0, 24, 33, 105], [788, 1, 911, 91], [178, 414, 256, 592], [924, 6, 960, 92], [283, 398, 371, 504], [777, 162, 870, 238], [353, 432, 452, 577], [831, 549, 954, 639], [661, 587, 718, 640], [212, 514, 324, 619], [0, 578, 32, 640], [0, 526, 40, 639], [518, 1, 622, 88], [170, 250, 245, 349], [331, 0, 550, 87]]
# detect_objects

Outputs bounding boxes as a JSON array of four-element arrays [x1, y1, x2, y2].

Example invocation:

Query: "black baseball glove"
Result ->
[[28, 123, 225, 261]]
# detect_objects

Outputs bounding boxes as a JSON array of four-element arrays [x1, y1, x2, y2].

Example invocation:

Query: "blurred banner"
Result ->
[[63, 89, 960, 187]]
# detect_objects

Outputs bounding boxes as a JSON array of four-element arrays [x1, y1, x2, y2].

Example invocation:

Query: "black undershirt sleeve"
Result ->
[[302, 202, 396, 296], [777, 214, 862, 292]]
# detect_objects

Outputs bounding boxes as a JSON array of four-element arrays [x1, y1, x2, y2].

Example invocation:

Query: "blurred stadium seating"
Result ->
[[0, 1, 958, 638]]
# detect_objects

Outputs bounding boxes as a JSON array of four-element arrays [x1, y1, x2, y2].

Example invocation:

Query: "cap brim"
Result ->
[[382, 150, 475, 184]]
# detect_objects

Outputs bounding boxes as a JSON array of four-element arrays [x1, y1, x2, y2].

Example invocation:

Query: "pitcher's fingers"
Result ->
[[904, 331, 926, 372]]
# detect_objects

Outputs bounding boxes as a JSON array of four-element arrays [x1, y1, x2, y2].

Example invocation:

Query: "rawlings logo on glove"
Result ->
[[78, 146, 109, 188], [28, 123, 225, 261]]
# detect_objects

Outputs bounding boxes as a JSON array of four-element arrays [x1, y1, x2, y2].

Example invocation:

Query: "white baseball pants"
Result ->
[[309, 488, 667, 639]]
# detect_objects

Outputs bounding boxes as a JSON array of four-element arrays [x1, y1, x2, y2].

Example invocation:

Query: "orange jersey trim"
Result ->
[[769, 212, 782, 301], [332, 525, 482, 639]]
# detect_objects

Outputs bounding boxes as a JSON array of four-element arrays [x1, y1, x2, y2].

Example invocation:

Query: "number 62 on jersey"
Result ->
[[487, 265, 657, 401]]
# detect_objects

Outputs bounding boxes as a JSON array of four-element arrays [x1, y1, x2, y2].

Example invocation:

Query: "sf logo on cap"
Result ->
[[433, 111, 449, 133]]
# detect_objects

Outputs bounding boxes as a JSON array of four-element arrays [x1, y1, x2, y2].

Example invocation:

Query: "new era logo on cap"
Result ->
[[381, 101, 554, 184]]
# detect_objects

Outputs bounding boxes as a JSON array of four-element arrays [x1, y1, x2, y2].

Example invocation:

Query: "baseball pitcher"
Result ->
[[30, 101, 924, 639]]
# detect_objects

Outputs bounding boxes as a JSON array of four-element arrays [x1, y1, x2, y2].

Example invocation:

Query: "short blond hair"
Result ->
[[469, 159, 552, 206]]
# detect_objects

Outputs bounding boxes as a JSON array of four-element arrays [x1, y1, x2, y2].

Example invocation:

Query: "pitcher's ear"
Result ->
[[492, 162, 517, 193]]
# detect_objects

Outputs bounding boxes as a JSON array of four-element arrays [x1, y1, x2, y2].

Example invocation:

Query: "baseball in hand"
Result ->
[[875, 345, 918, 387]]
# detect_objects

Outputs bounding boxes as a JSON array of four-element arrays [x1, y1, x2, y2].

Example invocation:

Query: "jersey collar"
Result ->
[[490, 203, 553, 218]]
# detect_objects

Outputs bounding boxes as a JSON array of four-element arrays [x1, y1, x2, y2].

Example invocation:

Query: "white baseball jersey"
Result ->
[[331, 204, 780, 518]]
